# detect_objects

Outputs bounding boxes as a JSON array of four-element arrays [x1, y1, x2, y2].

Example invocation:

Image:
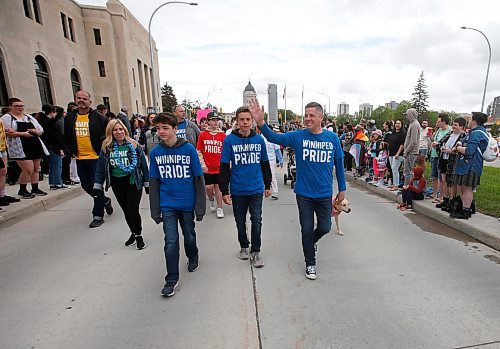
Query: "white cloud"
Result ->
[[81, 0, 500, 115]]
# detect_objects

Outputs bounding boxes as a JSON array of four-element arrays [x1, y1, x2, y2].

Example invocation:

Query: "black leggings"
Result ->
[[111, 175, 143, 235], [402, 189, 424, 206]]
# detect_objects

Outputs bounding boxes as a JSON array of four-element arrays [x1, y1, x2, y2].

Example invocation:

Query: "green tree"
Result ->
[[161, 82, 177, 113], [411, 71, 429, 116], [278, 108, 299, 123]]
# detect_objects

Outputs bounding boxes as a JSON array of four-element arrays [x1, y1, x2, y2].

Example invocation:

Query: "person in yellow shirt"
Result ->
[[64, 91, 112, 228]]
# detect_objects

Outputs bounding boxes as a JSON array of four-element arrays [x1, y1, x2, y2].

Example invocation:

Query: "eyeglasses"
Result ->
[[13, 105, 25, 108]]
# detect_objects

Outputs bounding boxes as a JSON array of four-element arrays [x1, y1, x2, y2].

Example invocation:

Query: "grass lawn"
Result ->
[[422, 162, 499, 217]]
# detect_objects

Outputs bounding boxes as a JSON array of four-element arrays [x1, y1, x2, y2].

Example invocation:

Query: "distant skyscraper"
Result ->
[[487, 96, 500, 119], [359, 103, 373, 118], [337, 102, 349, 116], [385, 101, 399, 110], [243, 80, 257, 106]]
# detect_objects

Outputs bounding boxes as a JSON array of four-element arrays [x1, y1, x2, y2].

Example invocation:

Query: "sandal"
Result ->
[[399, 205, 408, 211], [389, 187, 399, 191], [431, 199, 441, 203]]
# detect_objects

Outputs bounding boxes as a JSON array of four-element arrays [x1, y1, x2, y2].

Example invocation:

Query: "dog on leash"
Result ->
[[331, 198, 351, 236]]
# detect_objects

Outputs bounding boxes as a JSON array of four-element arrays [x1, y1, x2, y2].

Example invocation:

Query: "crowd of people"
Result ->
[[0, 90, 493, 297], [335, 110, 491, 218]]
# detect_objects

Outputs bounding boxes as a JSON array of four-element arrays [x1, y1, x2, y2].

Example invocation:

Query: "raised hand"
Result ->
[[248, 98, 265, 126]]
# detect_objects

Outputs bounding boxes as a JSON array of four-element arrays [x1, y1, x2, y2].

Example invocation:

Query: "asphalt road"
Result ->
[[1, 167, 499, 349]]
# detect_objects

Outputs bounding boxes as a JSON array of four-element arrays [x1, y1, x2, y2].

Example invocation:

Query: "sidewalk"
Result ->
[[346, 173, 500, 251], [0, 179, 83, 229]]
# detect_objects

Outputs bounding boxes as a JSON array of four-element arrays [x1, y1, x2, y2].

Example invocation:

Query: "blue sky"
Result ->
[[81, 0, 500, 115]]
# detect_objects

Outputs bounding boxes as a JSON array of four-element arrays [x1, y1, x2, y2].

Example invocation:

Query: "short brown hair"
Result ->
[[8, 97, 22, 106], [154, 112, 178, 127], [235, 106, 250, 119]]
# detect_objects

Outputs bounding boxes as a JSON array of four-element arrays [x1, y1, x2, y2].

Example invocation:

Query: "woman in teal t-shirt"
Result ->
[[93, 119, 149, 249]]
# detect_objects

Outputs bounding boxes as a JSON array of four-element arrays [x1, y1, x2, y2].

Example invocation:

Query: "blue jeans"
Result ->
[[162, 210, 199, 282], [48, 150, 62, 186], [296, 195, 332, 267], [76, 159, 109, 219], [231, 194, 263, 252]]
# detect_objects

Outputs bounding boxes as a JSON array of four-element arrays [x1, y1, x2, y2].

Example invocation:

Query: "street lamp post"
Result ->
[[461, 26, 492, 113], [207, 88, 222, 106], [318, 92, 331, 116], [149, 1, 198, 113]]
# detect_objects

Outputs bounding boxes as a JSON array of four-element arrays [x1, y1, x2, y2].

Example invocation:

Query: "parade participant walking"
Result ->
[[149, 113, 206, 297], [451, 112, 489, 219], [117, 107, 132, 133], [196, 112, 226, 218], [64, 91, 112, 228], [219, 106, 272, 268], [93, 119, 149, 249], [141, 113, 160, 156], [173, 105, 200, 146], [402, 108, 421, 186], [2, 98, 48, 198], [248, 99, 346, 280], [260, 126, 283, 199]]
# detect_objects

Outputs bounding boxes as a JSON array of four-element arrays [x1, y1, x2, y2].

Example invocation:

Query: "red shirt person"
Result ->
[[196, 112, 226, 218]]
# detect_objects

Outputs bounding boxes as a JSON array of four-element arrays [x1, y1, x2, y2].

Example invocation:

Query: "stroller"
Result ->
[[283, 147, 296, 189]]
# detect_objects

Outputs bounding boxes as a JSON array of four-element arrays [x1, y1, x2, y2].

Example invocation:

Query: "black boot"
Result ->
[[470, 200, 476, 215], [450, 207, 470, 219], [437, 197, 448, 209]]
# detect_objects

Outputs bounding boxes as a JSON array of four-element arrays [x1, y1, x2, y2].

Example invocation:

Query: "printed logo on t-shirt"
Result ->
[[75, 121, 90, 136], [176, 121, 186, 139], [302, 140, 333, 163], [231, 143, 261, 165], [203, 139, 223, 153], [110, 150, 130, 167], [154, 154, 191, 178]]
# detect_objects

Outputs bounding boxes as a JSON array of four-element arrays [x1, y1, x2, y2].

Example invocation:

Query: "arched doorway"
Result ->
[[34, 55, 53, 105], [70, 68, 81, 95]]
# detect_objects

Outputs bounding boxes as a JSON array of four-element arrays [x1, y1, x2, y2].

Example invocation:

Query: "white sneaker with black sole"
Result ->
[[209, 199, 216, 212]]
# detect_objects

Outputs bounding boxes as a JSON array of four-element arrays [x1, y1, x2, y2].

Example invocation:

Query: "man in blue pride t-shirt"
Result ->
[[219, 106, 272, 268], [149, 113, 206, 297], [173, 105, 200, 147], [248, 98, 346, 281]]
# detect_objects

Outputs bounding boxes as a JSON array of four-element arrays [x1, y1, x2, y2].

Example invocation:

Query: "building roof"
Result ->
[[244, 80, 255, 92]]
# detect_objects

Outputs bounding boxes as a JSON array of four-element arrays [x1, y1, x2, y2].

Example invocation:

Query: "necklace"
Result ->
[[112, 140, 138, 173]]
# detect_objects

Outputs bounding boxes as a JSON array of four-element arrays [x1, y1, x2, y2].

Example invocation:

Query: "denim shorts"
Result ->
[[430, 157, 439, 179]]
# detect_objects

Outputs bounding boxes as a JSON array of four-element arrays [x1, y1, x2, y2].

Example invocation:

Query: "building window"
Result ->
[[0, 55, 9, 107], [34, 55, 53, 105], [70, 69, 81, 95], [103, 97, 110, 110], [60, 13, 68, 39], [68, 17, 75, 42], [132, 68, 136, 87], [23, 0, 32, 19], [32, 0, 41, 24], [93, 28, 102, 45], [98, 61, 106, 77]]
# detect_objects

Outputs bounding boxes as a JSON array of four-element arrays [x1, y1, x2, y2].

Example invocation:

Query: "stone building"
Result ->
[[243, 80, 256, 107], [0, 0, 160, 114]]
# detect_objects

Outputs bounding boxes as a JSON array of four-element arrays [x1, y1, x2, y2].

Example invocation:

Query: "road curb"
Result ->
[[346, 173, 500, 251], [0, 186, 84, 230]]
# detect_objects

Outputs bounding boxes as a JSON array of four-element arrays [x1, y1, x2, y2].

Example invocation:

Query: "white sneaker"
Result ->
[[216, 208, 224, 219], [209, 199, 216, 212], [271, 193, 278, 200]]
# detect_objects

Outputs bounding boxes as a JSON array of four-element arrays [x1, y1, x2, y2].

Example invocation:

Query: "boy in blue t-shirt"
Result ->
[[149, 113, 206, 297], [219, 106, 272, 268], [249, 99, 346, 281]]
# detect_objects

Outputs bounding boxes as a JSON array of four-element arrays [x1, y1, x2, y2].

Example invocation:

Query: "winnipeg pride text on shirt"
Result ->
[[302, 140, 333, 163], [203, 139, 223, 153], [110, 150, 130, 167], [231, 143, 262, 165], [155, 154, 191, 179]]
